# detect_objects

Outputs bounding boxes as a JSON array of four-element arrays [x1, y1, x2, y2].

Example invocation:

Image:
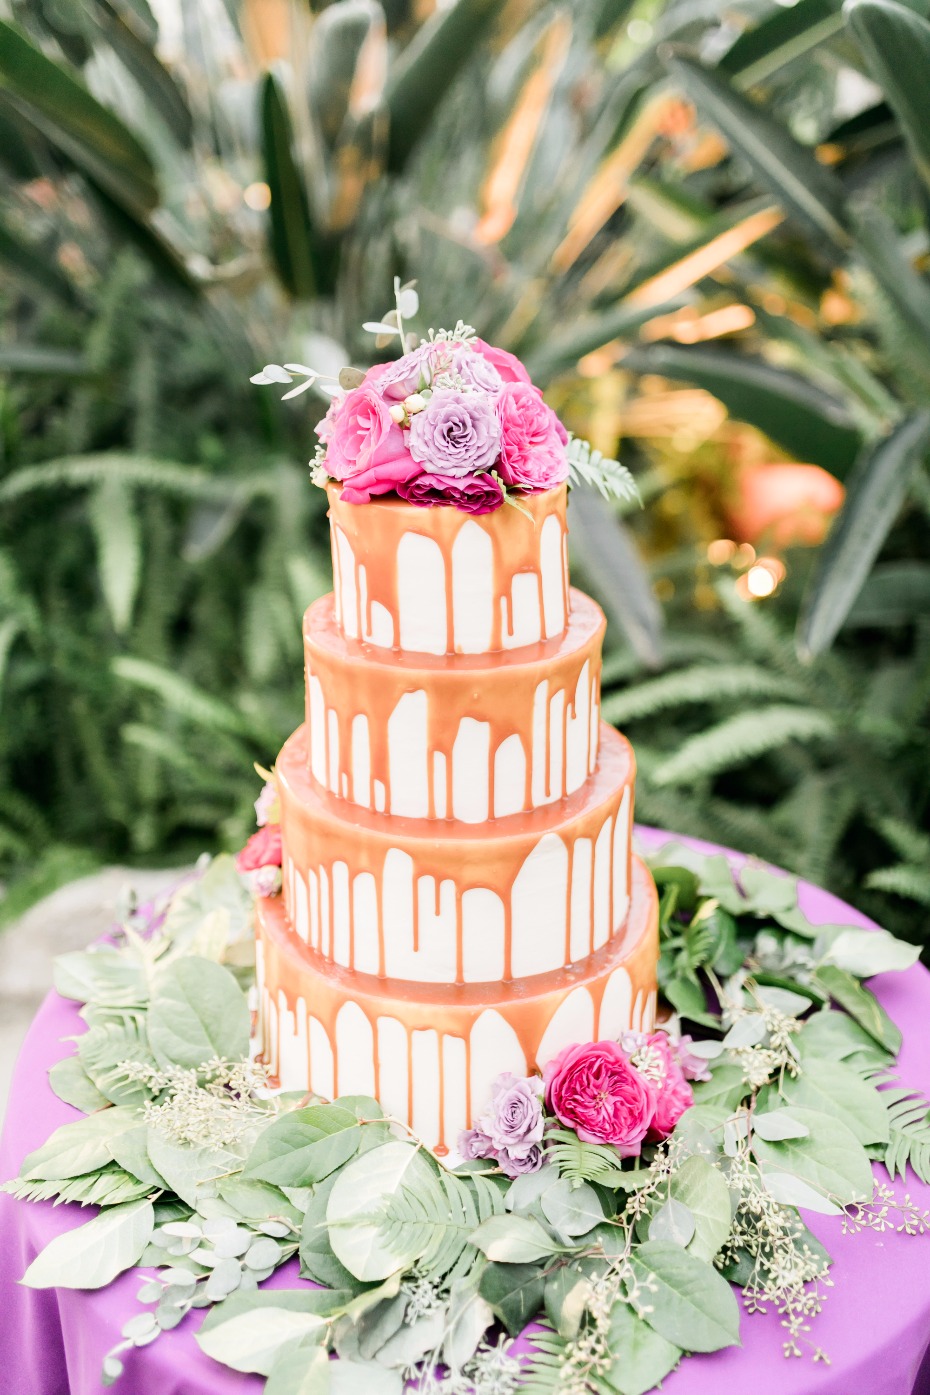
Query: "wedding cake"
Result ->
[[250, 320, 658, 1160]]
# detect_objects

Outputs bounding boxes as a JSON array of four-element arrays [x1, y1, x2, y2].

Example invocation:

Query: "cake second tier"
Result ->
[[277, 720, 634, 986]]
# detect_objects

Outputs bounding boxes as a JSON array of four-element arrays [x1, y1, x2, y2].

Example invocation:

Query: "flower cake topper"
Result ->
[[251, 278, 640, 514]]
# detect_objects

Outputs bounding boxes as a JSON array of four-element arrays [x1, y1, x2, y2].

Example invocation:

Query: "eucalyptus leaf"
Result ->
[[539, 1178, 604, 1237], [22, 1199, 154, 1289], [20, 1107, 138, 1181], [821, 927, 919, 978], [147, 956, 250, 1068], [723, 1014, 767, 1048], [667, 1155, 732, 1262], [649, 1198, 695, 1248], [604, 1299, 682, 1395], [470, 1213, 561, 1264], [47, 1056, 109, 1113], [326, 1141, 432, 1281], [479, 1260, 546, 1334], [780, 1062, 890, 1145], [752, 1110, 810, 1142], [752, 1107, 874, 1207], [243, 1105, 362, 1188]]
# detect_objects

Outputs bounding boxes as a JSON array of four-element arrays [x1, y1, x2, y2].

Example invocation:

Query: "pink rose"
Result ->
[[644, 1033, 695, 1141], [544, 1041, 656, 1154], [327, 385, 423, 503], [397, 470, 504, 515], [496, 382, 569, 491], [315, 393, 344, 445], [472, 339, 532, 386], [237, 824, 282, 873]]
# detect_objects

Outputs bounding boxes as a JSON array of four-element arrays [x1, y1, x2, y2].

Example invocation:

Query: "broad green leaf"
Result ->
[[797, 1010, 893, 1066], [721, 0, 845, 88], [780, 1063, 889, 1145], [543, 1264, 591, 1339], [326, 1140, 432, 1281], [47, 1056, 109, 1113], [89, 0, 193, 149], [147, 955, 250, 1068], [799, 412, 930, 657], [604, 1299, 682, 1395], [385, 0, 499, 170], [539, 1178, 604, 1237], [22, 1199, 154, 1288], [822, 926, 919, 977], [690, 1064, 747, 1112], [752, 1110, 810, 1142], [845, 562, 930, 626], [267, 1348, 402, 1395], [146, 1133, 242, 1208], [20, 1107, 138, 1181], [243, 1105, 363, 1187], [624, 344, 861, 474], [740, 864, 799, 913], [442, 1274, 495, 1372], [667, 52, 849, 248], [631, 1240, 740, 1352], [752, 1106, 874, 1207], [470, 1213, 562, 1264], [260, 72, 317, 300], [845, 0, 930, 194], [812, 965, 902, 1054], [217, 1177, 302, 1227], [479, 1260, 547, 1335], [760, 1171, 842, 1215], [667, 1155, 732, 1262], [0, 21, 158, 213], [197, 1305, 326, 1375]]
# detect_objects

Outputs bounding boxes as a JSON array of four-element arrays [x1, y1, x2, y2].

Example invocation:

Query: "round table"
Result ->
[[2, 828, 930, 1395]]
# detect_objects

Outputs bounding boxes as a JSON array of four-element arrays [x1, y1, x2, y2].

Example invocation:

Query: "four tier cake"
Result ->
[[252, 326, 658, 1161]]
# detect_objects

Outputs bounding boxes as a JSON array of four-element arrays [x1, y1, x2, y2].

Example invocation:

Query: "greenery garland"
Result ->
[[5, 844, 930, 1395]]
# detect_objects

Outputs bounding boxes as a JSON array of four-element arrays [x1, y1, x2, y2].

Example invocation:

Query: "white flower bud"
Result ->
[[404, 393, 426, 414], [389, 402, 407, 424]]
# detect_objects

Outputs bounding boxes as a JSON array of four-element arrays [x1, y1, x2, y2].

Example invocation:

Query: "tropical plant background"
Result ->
[[1, 0, 929, 941]]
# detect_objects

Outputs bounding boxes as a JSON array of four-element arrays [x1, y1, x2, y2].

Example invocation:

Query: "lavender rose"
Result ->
[[367, 345, 431, 402], [458, 1126, 495, 1161], [397, 470, 504, 515], [481, 1073, 545, 1152], [454, 347, 503, 395], [498, 1141, 544, 1178], [408, 388, 501, 476]]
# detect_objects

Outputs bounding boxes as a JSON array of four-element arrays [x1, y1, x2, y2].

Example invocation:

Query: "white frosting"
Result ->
[[282, 794, 631, 985], [305, 653, 599, 824], [332, 520, 568, 656]]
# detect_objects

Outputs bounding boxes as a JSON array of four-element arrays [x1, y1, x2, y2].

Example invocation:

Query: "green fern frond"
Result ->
[[880, 1086, 930, 1182], [1, 1167, 151, 1207], [865, 864, 930, 907], [112, 657, 258, 740], [652, 706, 836, 786], [874, 817, 930, 867], [0, 454, 241, 504], [545, 1129, 632, 1187], [566, 436, 641, 506], [520, 1325, 569, 1395], [378, 1168, 505, 1284], [88, 476, 141, 634], [601, 664, 804, 726]]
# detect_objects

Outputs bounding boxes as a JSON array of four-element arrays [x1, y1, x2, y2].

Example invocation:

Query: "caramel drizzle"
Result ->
[[258, 858, 658, 1143], [327, 482, 570, 656]]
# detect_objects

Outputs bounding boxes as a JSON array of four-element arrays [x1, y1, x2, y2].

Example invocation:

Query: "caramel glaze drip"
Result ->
[[278, 721, 635, 983], [327, 482, 570, 655], [257, 856, 659, 1153], [303, 588, 605, 818]]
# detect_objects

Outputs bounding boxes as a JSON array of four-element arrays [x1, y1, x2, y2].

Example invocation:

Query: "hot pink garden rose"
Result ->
[[544, 1041, 657, 1154], [644, 1033, 695, 1140], [472, 338, 532, 386], [237, 824, 282, 873], [496, 382, 569, 491], [398, 470, 504, 514], [327, 385, 422, 502]]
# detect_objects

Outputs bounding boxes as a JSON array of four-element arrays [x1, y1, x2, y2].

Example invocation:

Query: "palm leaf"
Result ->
[[720, 0, 846, 89], [845, 0, 930, 195], [261, 73, 318, 300], [652, 705, 835, 786], [568, 489, 663, 669], [798, 412, 930, 658]]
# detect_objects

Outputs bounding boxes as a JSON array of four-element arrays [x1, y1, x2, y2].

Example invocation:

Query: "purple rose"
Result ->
[[498, 1142, 544, 1178], [251, 864, 282, 897], [482, 1073, 545, 1152], [397, 470, 504, 515], [408, 389, 501, 476], [367, 346, 431, 402], [673, 1034, 713, 1083], [454, 347, 503, 395], [458, 1127, 495, 1161]]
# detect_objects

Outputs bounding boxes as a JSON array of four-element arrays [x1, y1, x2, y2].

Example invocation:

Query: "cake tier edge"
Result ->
[[255, 854, 658, 1161]]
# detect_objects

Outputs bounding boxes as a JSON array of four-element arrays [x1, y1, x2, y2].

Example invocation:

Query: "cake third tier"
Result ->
[[278, 719, 635, 985]]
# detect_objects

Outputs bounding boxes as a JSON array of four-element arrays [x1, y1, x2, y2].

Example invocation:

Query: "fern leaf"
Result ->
[[112, 657, 257, 740], [520, 1325, 569, 1395], [0, 454, 238, 504], [2, 1167, 151, 1207], [566, 436, 641, 506], [601, 663, 803, 725], [88, 476, 141, 634], [874, 817, 930, 865], [652, 705, 835, 786], [546, 1129, 633, 1187], [880, 1086, 930, 1182], [865, 864, 930, 907], [378, 1168, 505, 1283]]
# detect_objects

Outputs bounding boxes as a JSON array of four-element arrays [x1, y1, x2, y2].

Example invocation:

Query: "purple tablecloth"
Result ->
[[2, 827, 930, 1395]]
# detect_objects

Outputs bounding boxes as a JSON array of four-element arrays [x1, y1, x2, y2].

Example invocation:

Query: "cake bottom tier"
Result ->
[[255, 855, 658, 1161]]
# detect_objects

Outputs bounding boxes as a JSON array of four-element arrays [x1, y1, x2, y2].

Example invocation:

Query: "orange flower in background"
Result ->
[[728, 462, 845, 549]]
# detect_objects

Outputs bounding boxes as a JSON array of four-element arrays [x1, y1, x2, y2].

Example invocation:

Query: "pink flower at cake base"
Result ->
[[643, 1032, 695, 1140], [398, 470, 504, 515], [254, 780, 278, 827], [544, 1040, 657, 1154], [674, 1034, 713, 1084], [251, 864, 283, 897], [472, 338, 532, 386], [408, 389, 501, 476], [496, 381, 569, 492], [237, 824, 282, 873], [327, 385, 423, 503]]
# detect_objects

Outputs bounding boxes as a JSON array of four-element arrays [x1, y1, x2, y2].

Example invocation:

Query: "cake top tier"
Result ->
[[328, 482, 570, 655]]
